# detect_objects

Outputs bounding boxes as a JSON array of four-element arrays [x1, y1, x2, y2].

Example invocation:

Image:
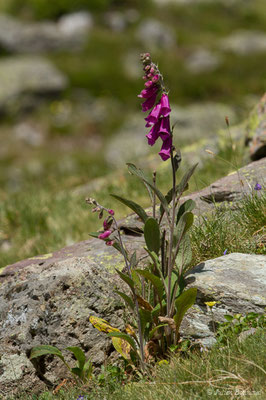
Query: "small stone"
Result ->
[[136, 18, 176, 49], [185, 48, 221, 74], [220, 30, 266, 55]]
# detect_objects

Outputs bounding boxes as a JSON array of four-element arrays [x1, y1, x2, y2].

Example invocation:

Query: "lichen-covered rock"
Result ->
[[0, 240, 130, 396], [245, 93, 266, 160], [0, 56, 67, 115], [182, 253, 266, 346]]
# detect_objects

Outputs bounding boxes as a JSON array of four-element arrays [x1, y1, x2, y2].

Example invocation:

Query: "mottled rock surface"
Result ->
[[0, 243, 128, 396], [0, 56, 67, 114], [182, 253, 266, 347]]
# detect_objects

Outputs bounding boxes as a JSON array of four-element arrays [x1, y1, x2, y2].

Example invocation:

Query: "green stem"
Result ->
[[167, 146, 177, 317]]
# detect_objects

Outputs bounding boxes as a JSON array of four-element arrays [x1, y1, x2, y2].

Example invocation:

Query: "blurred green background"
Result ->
[[0, 0, 265, 268]]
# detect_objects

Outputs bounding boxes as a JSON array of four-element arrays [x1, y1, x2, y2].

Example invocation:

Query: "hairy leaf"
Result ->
[[177, 164, 198, 198], [110, 194, 148, 223], [174, 288, 197, 331], [144, 217, 160, 255], [116, 269, 135, 292], [176, 199, 196, 225], [66, 346, 86, 370], [115, 290, 134, 310], [30, 345, 65, 362], [135, 269, 164, 302], [127, 163, 169, 216]]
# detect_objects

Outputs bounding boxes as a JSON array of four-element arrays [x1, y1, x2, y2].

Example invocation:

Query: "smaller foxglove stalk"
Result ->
[[138, 53, 172, 161]]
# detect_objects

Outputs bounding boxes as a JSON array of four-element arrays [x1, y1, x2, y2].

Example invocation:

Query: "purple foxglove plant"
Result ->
[[87, 54, 198, 370]]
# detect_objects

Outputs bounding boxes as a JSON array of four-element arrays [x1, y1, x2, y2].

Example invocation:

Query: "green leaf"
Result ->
[[224, 315, 234, 322], [30, 345, 65, 362], [127, 163, 169, 217], [149, 324, 168, 340], [130, 251, 137, 269], [115, 290, 134, 310], [139, 308, 152, 333], [176, 235, 192, 272], [131, 269, 142, 291], [176, 199, 196, 225], [144, 218, 160, 255], [112, 241, 124, 255], [66, 346, 86, 370], [89, 232, 101, 239], [110, 194, 148, 223], [177, 164, 198, 198], [83, 359, 93, 379], [126, 163, 153, 200], [107, 332, 138, 352], [174, 288, 197, 332], [71, 367, 82, 378], [174, 212, 194, 249], [115, 269, 135, 292], [135, 269, 164, 302]]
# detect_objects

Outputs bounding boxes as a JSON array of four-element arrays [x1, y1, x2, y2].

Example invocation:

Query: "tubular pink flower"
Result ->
[[159, 116, 171, 140], [141, 92, 158, 112], [98, 230, 112, 240], [106, 241, 114, 246], [138, 85, 158, 99], [146, 120, 160, 145], [145, 80, 153, 88], [145, 103, 161, 126], [108, 209, 115, 215], [152, 74, 159, 83], [158, 136, 172, 161], [160, 94, 171, 117]]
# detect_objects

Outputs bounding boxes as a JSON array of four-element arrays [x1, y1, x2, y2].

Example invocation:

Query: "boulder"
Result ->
[[0, 241, 128, 396], [245, 93, 266, 161], [0, 56, 67, 115], [183, 253, 266, 348], [0, 13, 92, 54]]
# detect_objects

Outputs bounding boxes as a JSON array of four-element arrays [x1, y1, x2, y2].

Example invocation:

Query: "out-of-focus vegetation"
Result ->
[[0, 0, 151, 19]]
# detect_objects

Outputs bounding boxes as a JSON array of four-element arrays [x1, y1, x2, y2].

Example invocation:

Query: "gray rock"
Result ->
[[0, 241, 129, 396], [104, 11, 127, 32], [0, 13, 92, 54], [185, 48, 221, 74], [182, 253, 266, 346], [136, 18, 176, 49], [14, 122, 44, 147], [57, 11, 93, 36], [0, 56, 67, 114], [220, 30, 266, 55]]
